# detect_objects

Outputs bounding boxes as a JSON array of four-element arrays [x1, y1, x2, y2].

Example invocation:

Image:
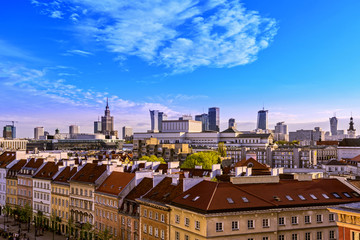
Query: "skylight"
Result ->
[[352, 192, 360, 197], [343, 192, 352, 198], [322, 193, 330, 199], [310, 194, 317, 200], [227, 198, 234, 204], [192, 196, 200, 201], [183, 194, 190, 199], [298, 195, 306, 200], [332, 193, 341, 199], [242, 197, 249, 203], [286, 195, 293, 201]]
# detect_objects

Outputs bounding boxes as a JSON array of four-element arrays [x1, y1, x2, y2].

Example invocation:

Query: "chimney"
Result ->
[[183, 178, 203, 192], [135, 171, 154, 186]]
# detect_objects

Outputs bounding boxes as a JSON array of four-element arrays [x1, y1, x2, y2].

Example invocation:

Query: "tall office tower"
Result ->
[[329, 116, 338, 136], [150, 110, 167, 132], [208, 107, 220, 131], [257, 108, 268, 130], [3, 125, 16, 139], [228, 118, 236, 128], [122, 126, 133, 140], [101, 98, 114, 136], [94, 120, 102, 133], [348, 116, 356, 138], [275, 122, 288, 134], [69, 125, 80, 135], [195, 114, 209, 132], [34, 127, 44, 139]]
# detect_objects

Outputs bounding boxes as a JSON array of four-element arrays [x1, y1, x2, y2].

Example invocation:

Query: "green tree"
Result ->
[[81, 222, 94, 240], [218, 142, 227, 157], [20, 204, 32, 232], [139, 155, 166, 163], [181, 151, 220, 169], [97, 228, 113, 240], [67, 216, 75, 239]]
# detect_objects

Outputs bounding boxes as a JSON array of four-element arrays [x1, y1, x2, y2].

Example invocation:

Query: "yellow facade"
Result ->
[[139, 202, 169, 240], [94, 193, 119, 239], [6, 179, 17, 208], [51, 182, 70, 234]]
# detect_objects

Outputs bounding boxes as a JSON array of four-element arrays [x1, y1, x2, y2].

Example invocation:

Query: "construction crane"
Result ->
[[0, 120, 18, 126]]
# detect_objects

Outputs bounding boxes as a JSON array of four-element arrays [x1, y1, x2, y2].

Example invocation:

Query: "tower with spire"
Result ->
[[347, 115, 356, 138], [100, 98, 115, 138]]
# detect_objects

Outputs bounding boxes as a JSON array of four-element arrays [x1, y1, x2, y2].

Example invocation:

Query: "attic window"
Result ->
[[242, 197, 249, 203], [310, 194, 318, 200], [322, 193, 330, 199], [183, 194, 190, 199], [118, 187, 122, 190], [163, 193, 170, 198], [286, 195, 293, 201], [352, 192, 360, 197], [332, 193, 341, 199], [110, 185, 114, 189], [227, 198, 234, 204], [273, 196, 281, 202], [298, 195, 306, 200], [343, 192, 352, 198], [192, 196, 200, 201]]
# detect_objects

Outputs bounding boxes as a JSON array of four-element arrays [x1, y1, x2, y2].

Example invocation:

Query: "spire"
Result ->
[[106, 97, 109, 108]]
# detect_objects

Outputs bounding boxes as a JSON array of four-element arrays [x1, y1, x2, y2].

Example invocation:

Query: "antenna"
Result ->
[[262, 101, 264, 110]]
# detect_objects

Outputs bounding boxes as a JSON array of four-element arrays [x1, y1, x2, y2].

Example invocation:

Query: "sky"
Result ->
[[1, 0, 360, 138]]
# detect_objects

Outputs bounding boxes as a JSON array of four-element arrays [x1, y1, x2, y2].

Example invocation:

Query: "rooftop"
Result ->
[[70, 163, 107, 184], [96, 171, 135, 196]]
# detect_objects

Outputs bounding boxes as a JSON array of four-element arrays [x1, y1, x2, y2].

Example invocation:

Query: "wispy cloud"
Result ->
[[64, 49, 93, 56], [32, 0, 278, 73], [0, 39, 42, 62]]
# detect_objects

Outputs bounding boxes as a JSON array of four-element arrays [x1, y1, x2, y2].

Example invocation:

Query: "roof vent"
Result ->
[[192, 196, 200, 201], [273, 196, 281, 201], [183, 194, 190, 199]]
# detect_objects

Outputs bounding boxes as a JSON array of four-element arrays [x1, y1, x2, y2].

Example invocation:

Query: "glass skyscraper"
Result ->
[[208, 107, 220, 132], [257, 108, 268, 130]]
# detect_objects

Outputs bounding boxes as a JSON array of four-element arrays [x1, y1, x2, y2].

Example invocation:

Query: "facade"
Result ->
[[69, 125, 80, 135], [338, 139, 360, 160], [347, 117, 356, 138], [0, 152, 17, 213], [179, 115, 192, 121], [101, 99, 115, 137], [6, 160, 27, 209], [94, 171, 135, 239], [195, 114, 209, 132], [329, 202, 360, 240], [257, 108, 268, 130], [161, 120, 202, 133], [228, 118, 236, 129], [150, 110, 168, 132], [94, 120, 102, 134], [52, 165, 78, 235], [330, 116, 338, 136], [0, 139, 28, 151], [3, 125, 16, 139], [289, 127, 325, 144], [275, 122, 288, 134], [208, 107, 220, 132], [34, 127, 45, 140], [123, 126, 133, 141]]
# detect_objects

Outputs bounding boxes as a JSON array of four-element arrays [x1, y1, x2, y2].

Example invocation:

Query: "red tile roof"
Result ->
[[7, 160, 27, 178], [316, 141, 339, 146], [125, 178, 153, 201], [96, 172, 135, 196], [53, 166, 78, 183], [33, 162, 60, 180], [172, 179, 360, 213], [0, 151, 16, 168], [142, 177, 183, 204], [70, 163, 107, 184]]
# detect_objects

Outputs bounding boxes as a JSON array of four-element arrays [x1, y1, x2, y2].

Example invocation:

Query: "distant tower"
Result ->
[[275, 122, 288, 134], [122, 126, 133, 141], [94, 118, 102, 134], [150, 110, 167, 132], [69, 125, 80, 135], [101, 98, 114, 136], [329, 116, 338, 136], [257, 108, 268, 130], [208, 107, 220, 131], [34, 127, 44, 139], [195, 113, 209, 131], [348, 116, 356, 138], [228, 118, 236, 129], [3, 125, 16, 139]]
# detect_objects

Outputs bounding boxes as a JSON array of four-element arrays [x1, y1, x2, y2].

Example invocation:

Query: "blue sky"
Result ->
[[1, 0, 360, 138]]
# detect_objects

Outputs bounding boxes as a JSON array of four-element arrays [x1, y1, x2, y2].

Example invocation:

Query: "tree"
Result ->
[[67, 216, 75, 239], [181, 151, 221, 169], [81, 222, 94, 240], [97, 228, 113, 240], [218, 142, 227, 157], [20, 204, 32, 232], [139, 155, 166, 163]]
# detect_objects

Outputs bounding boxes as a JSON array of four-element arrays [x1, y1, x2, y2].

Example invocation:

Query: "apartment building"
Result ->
[[6, 160, 27, 208], [0, 152, 17, 213]]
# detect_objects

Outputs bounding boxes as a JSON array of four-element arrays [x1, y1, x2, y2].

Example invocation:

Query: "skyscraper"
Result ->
[[34, 127, 44, 139], [122, 126, 133, 141], [257, 108, 268, 130], [228, 118, 236, 129], [69, 125, 80, 135], [101, 98, 114, 136], [329, 116, 338, 136], [94, 120, 102, 134], [195, 114, 209, 132], [150, 110, 167, 132], [208, 107, 220, 131], [3, 125, 16, 139], [275, 122, 288, 134]]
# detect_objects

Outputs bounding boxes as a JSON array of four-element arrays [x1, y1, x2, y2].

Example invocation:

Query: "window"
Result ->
[[149, 226, 153, 236], [322, 193, 329, 199], [175, 215, 180, 224], [216, 222, 223, 232], [143, 224, 147, 233], [149, 211, 152, 219], [143, 209, 147, 217], [286, 195, 294, 201], [154, 228, 159, 237], [161, 214, 165, 223], [175, 231, 180, 240], [329, 213, 335, 222], [305, 215, 311, 224], [232, 221, 239, 230], [262, 219, 269, 228], [161, 230, 165, 240], [155, 212, 158, 220], [310, 194, 318, 200], [248, 220, 254, 229], [329, 230, 335, 239], [278, 217, 285, 225], [316, 231, 322, 240], [185, 217, 190, 227], [316, 214, 323, 223], [292, 234, 298, 240], [263, 237, 269, 240], [291, 216, 298, 225], [278, 235, 285, 240], [195, 221, 200, 230], [298, 194, 306, 200], [185, 235, 189, 240]]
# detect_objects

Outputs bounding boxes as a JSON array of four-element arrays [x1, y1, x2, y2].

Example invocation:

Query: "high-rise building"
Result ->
[[150, 110, 167, 132], [3, 125, 16, 139], [347, 116, 356, 138], [34, 127, 44, 140], [69, 125, 80, 135], [122, 126, 133, 141], [275, 122, 288, 134], [208, 107, 220, 131], [257, 108, 268, 130], [94, 120, 102, 134], [195, 114, 209, 132], [101, 98, 115, 136], [228, 118, 236, 129], [179, 115, 192, 120], [329, 116, 338, 136]]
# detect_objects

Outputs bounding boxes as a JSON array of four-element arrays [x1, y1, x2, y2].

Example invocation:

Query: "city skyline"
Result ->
[[2, 0, 360, 137]]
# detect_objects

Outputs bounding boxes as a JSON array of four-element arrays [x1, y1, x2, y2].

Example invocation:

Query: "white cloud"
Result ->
[[32, 0, 278, 73], [50, 10, 63, 19], [65, 49, 93, 56]]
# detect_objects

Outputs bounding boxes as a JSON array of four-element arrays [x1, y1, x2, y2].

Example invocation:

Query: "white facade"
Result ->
[[34, 127, 44, 140], [0, 159, 18, 213], [161, 120, 202, 133], [33, 178, 52, 217], [0, 139, 28, 151]]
